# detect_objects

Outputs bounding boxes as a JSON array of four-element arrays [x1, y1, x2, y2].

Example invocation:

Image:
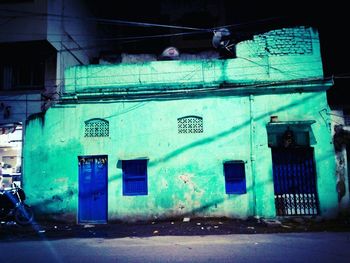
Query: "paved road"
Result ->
[[1, 232, 350, 263]]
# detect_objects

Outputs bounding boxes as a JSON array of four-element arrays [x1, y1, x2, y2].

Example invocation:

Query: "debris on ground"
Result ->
[[261, 219, 282, 228], [1, 216, 350, 240], [281, 224, 292, 229], [83, 224, 95, 228]]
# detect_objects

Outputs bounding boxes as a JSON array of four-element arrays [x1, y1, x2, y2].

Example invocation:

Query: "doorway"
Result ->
[[272, 147, 319, 216], [78, 155, 108, 223]]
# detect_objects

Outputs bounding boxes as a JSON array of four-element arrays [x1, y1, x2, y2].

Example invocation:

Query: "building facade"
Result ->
[[0, 0, 100, 187], [24, 27, 341, 223]]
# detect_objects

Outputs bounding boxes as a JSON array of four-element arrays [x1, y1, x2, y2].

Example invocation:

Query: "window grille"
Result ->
[[223, 161, 246, 194], [177, 116, 203, 133], [84, 119, 109, 137], [122, 159, 148, 196], [0, 61, 45, 91]]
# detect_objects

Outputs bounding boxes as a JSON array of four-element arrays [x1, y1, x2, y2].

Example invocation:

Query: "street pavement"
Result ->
[[1, 216, 350, 239], [1, 217, 350, 262], [1, 231, 350, 263]]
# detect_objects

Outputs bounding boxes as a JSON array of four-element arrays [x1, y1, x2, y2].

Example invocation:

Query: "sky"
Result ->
[[86, 0, 349, 105], [86, 1, 349, 74]]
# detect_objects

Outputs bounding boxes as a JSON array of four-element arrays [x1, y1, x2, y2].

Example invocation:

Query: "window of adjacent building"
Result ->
[[223, 161, 246, 194], [84, 118, 109, 137], [0, 62, 45, 90], [0, 0, 33, 3], [177, 115, 203, 133], [122, 159, 148, 196], [343, 109, 350, 126]]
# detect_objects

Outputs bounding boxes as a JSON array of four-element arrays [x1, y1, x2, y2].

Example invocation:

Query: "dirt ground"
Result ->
[[1, 216, 350, 240]]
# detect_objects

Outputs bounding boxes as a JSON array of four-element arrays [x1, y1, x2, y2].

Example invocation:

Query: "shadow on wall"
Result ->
[[30, 178, 248, 223], [29, 156, 336, 224], [149, 92, 327, 167], [28, 92, 337, 222]]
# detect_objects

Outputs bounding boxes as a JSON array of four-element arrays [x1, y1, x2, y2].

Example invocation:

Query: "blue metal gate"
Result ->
[[272, 148, 319, 216], [78, 155, 108, 223]]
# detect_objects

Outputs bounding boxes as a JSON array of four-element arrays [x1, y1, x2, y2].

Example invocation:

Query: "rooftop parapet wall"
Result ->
[[64, 27, 324, 95], [236, 26, 316, 57]]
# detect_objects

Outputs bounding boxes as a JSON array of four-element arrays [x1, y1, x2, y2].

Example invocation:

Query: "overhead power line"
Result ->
[[0, 77, 330, 102], [0, 8, 209, 31], [48, 31, 209, 45], [1, 8, 315, 49], [212, 16, 285, 31]]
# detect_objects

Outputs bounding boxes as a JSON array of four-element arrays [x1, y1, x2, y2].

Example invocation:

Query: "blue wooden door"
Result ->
[[78, 155, 107, 223]]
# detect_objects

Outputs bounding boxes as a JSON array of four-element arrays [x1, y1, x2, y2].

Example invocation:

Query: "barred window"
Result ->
[[122, 159, 148, 196], [177, 116, 203, 133], [223, 161, 246, 194], [84, 118, 109, 137]]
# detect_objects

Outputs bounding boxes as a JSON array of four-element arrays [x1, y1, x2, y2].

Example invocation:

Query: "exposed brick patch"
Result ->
[[241, 26, 313, 57]]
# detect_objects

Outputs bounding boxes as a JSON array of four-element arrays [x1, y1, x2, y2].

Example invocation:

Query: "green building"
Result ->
[[24, 27, 339, 223]]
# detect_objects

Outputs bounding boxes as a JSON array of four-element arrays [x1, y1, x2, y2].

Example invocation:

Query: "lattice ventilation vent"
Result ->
[[84, 119, 109, 137], [177, 116, 203, 134]]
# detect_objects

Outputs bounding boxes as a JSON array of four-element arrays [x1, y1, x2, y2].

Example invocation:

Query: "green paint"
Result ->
[[24, 27, 338, 222], [25, 111, 46, 127], [65, 27, 322, 96]]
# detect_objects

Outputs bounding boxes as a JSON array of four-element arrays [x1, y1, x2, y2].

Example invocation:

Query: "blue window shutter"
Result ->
[[224, 161, 246, 194], [122, 160, 148, 196]]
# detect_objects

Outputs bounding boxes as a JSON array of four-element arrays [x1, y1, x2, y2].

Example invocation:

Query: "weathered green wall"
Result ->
[[64, 27, 323, 94], [23, 26, 338, 222], [24, 91, 337, 222]]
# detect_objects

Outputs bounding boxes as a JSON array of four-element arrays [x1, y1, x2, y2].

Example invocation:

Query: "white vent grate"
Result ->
[[84, 119, 109, 137], [177, 116, 203, 134]]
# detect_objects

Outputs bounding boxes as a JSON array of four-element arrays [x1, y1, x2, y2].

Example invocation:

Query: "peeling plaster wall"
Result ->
[[24, 91, 338, 222], [23, 26, 338, 222], [65, 27, 323, 94], [331, 110, 350, 213], [237, 26, 315, 57]]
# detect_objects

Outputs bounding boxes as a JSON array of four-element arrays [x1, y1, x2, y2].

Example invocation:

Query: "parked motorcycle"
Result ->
[[0, 182, 34, 226]]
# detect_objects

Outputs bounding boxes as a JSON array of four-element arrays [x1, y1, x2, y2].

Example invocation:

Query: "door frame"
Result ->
[[78, 155, 108, 224], [271, 147, 319, 216]]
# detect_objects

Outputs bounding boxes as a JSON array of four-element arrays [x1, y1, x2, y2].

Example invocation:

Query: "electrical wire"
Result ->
[[44, 30, 209, 45], [1, 7, 314, 42], [212, 16, 285, 31], [1, 7, 323, 57], [0, 76, 331, 102], [333, 76, 350, 79], [0, 8, 209, 31], [0, 8, 345, 102], [0, 57, 334, 91]]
